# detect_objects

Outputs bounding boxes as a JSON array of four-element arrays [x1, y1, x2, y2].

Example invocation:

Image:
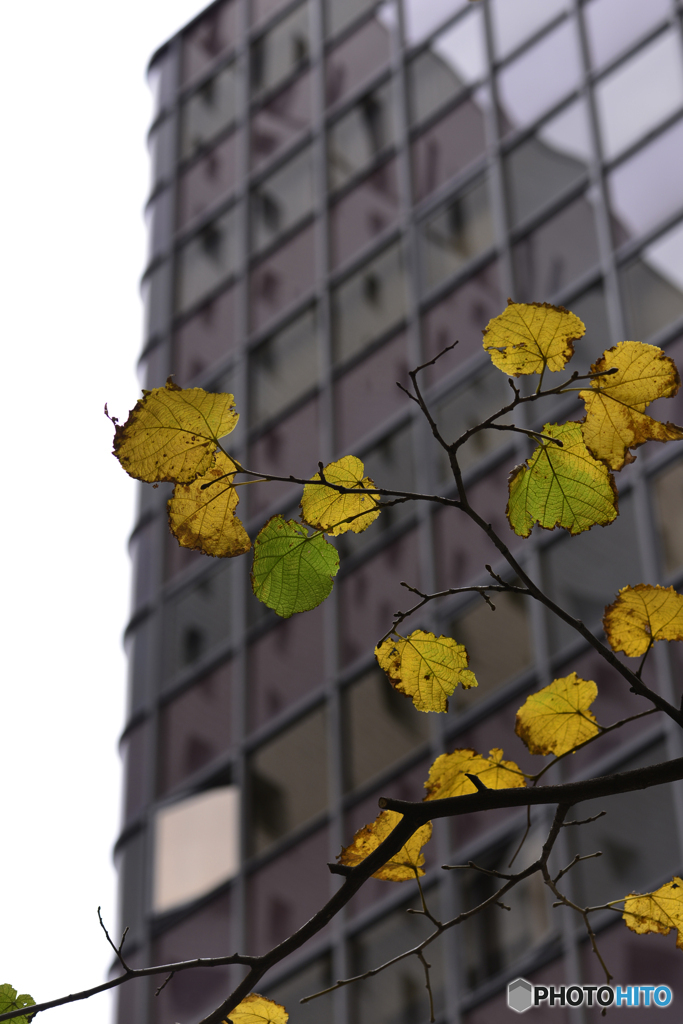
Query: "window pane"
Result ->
[[325, 0, 376, 39], [178, 134, 238, 231], [142, 261, 172, 341], [505, 98, 591, 227], [247, 828, 330, 953], [408, 8, 486, 125], [121, 721, 150, 826], [162, 565, 233, 685], [182, 1, 238, 85], [338, 530, 420, 665], [542, 495, 642, 654], [148, 116, 175, 192], [621, 221, 683, 340], [331, 242, 408, 363], [421, 261, 503, 381], [569, 742, 679, 906], [247, 604, 325, 730], [251, 0, 292, 29], [328, 81, 395, 192], [653, 457, 683, 575], [152, 893, 233, 1023], [180, 63, 237, 161], [418, 176, 494, 293], [251, 145, 315, 253], [494, 0, 571, 58], [434, 364, 512, 481], [251, 3, 310, 98], [250, 223, 316, 331], [247, 398, 321, 517], [608, 118, 683, 240], [172, 286, 236, 386], [157, 661, 232, 795], [176, 209, 238, 314], [403, 0, 468, 46], [248, 707, 328, 853], [497, 21, 582, 133], [343, 669, 429, 791], [251, 70, 312, 169], [350, 893, 445, 1024], [460, 828, 551, 989], [337, 421, 415, 558], [412, 98, 487, 202], [595, 31, 683, 160], [448, 589, 532, 710], [334, 331, 409, 449], [326, 13, 391, 108], [513, 195, 599, 302], [263, 958, 333, 1024], [584, 0, 672, 72], [329, 159, 400, 268], [249, 306, 320, 427]]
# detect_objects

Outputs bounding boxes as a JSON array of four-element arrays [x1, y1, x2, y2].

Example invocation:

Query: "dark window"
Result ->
[[182, 1, 238, 85], [263, 956, 333, 1024], [324, 0, 377, 39], [176, 209, 238, 314], [329, 159, 400, 269], [250, 3, 310, 98], [513, 195, 600, 302], [249, 306, 319, 427], [178, 134, 238, 230], [326, 14, 390, 107], [653, 457, 683, 576], [332, 242, 408, 363], [248, 707, 328, 852], [171, 286, 236, 387], [250, 223, 316, 331], [343, 668, 429, 791], [334, 330, 410, 450], [180, 63, 237, 160], [419, 176, 494, 293], [412, 99, 486, 203], [250, 71, 312, 169], [162, 566, 233, 686], [251, 145, 314, 252], [328, 82, 395, 192]]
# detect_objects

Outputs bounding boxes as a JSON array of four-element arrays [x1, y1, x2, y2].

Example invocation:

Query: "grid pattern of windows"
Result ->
[[122, 1, 683, 1021]]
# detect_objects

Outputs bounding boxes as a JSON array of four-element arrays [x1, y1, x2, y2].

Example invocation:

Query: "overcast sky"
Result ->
[[0, 4, 209, 1022]]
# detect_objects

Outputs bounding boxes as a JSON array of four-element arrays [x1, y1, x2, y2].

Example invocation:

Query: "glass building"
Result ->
[[119, 0, 683, 1020]]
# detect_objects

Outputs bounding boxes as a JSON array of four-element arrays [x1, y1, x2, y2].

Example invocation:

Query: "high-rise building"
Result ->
[[119, 0, 683, 1021]]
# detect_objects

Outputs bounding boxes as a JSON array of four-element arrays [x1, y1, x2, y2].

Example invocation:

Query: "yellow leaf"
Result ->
[[515, 674, 599, 756], [300, 455, 380, 535], [113, 380, 239, 484], [482, 301, 584, 377], [623, 878, 683, 949], [224, 994, 288, 1024], [507, 421, 618, 537], [580, 341, 683, 471], [424, 747, 526, 801], [375, 630, 478, 714], [168, 451, 251, 558], [603, 584, 683, 658], [337, 809, 433, 881]]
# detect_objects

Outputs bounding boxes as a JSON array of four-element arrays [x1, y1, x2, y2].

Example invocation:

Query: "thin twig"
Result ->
[[97, 907, 130, 973]]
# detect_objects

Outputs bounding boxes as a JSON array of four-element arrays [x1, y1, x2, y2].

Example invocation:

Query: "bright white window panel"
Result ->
[[153, 785, 240, 913]]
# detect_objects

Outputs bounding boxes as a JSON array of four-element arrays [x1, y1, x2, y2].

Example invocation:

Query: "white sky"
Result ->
[[0, 3, 208, 1022]]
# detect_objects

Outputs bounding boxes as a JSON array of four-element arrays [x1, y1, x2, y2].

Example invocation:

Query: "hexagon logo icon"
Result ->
[[508, 978, 533, 1013]]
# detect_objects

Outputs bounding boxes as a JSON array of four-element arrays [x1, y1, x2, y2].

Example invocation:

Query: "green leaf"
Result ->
[[0, 985, 36, 1024], [507, 421, 618, 537], [251, 516, 340, 618]]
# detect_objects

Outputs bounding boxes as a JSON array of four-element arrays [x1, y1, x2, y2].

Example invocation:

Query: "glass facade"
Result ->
[[122, 0, 683, 1021]]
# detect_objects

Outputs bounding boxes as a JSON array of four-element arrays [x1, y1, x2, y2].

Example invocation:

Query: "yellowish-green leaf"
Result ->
[[113, 379, 239, 484], [515, 673, 599, 756], [507, 421, 618, 537], [424, 747, 526, 801], [168, 451, 251, 558], [300, 455, 380, 535], [580, 341, 683, 471], [337, 809, 433, 881], [251, 516, 339, 618], [0, 985, 36, 1024], [224, 993, 288, 1024], [623, 878, 683, 950], [375, 630, 477, 714], [482, 301, 584, 377], [603, 584, 683, 658]]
